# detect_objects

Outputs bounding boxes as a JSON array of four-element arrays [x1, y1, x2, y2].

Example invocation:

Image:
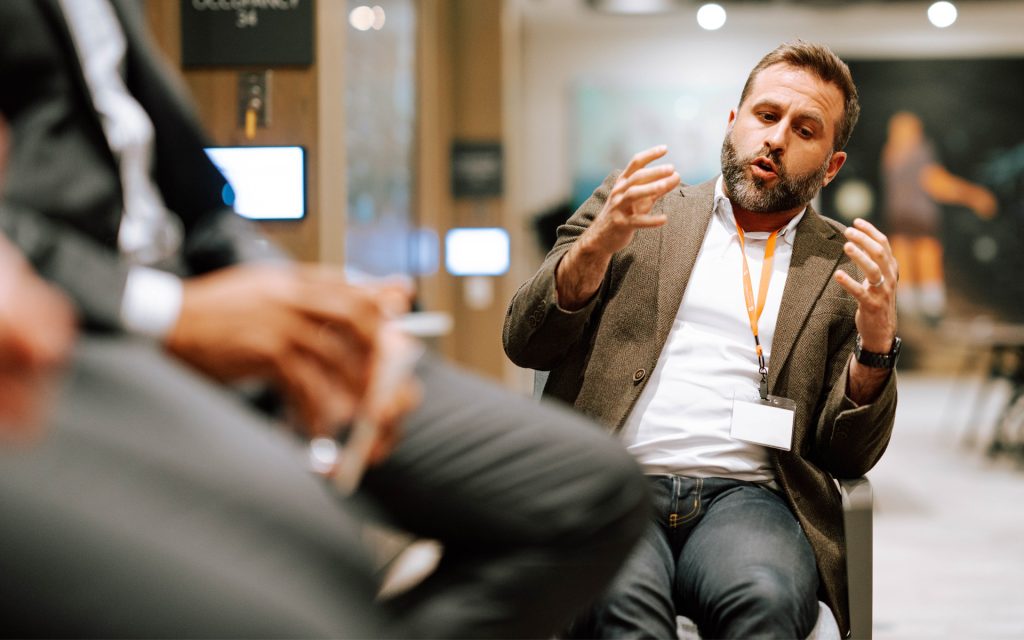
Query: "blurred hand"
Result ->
[[165, 263, 420, 442], [969, 187, 998, 220], [362, 324, 421, 465], [357, 274, 415, 318], [0, 117, 77, 440], [0, 236, 77, 440]]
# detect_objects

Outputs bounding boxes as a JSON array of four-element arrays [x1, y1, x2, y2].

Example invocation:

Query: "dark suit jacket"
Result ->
[[504, 175, 898, 635], [0, 0, 282, 330]]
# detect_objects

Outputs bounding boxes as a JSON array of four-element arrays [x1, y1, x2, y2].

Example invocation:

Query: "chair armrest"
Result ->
[[838, 477, 873, 640]]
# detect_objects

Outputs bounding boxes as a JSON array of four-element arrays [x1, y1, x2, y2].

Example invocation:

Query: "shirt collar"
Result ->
[[713, 176, 804, 245]]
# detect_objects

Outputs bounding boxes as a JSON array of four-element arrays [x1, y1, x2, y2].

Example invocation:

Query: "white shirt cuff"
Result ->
[[121, 266, 183, 339]]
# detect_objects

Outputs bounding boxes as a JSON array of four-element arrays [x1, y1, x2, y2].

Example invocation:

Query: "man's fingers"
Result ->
[[275, 352, 356, 438], [307, 319, 374, 398], [621, 173, 681, 203], [842, 242, 886, 288], [844, 222, 896, 282], [627, 214, 670, 229], [833, 270, 868, 302], [290, 270, 384, 345], [366, 379, 421, 465], [621, 145, 669, 180], [851, 218, 887, 244], [618, 164, 677, 190], [849, 219, 891, 256]]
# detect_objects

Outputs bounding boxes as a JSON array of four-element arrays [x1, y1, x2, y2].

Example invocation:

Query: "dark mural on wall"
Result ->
[[823, 58, 1024, 323]]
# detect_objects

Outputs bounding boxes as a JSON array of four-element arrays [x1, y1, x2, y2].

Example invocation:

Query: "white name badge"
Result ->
[[731, 393, 796, 451]]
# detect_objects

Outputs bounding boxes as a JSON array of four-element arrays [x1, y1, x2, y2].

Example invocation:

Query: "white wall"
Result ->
[[509, 0, 1024, 238]]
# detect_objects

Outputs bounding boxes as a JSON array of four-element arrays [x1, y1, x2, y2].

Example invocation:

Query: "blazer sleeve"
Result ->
[[503, 172, 618, 371], [813, 329, 898, 479], [180, 206, 289, 275], [0, 201, 129, 331]]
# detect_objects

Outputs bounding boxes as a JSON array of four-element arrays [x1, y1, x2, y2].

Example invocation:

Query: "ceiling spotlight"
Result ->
[[697, 3, 727, 31], [371, 5, 386, 30], [927, 1, 958, 28], [349, 5, 375, 31]]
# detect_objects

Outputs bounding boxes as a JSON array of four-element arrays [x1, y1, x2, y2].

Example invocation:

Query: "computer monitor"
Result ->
[[444, 227, 511, 276], [204, 145, 306, 220]]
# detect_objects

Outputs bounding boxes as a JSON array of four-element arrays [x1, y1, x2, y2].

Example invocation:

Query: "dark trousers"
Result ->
[[571, 476, 819, 640], [0, 336, 648, 638]]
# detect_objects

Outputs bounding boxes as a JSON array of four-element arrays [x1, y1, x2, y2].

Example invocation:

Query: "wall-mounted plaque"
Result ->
[[181, 0, 314, 67], [451, 141, 503, 198]]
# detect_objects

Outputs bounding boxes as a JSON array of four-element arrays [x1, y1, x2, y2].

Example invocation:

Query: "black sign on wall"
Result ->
[[181, 0, 314, 67], [451, 142, 503, 198]]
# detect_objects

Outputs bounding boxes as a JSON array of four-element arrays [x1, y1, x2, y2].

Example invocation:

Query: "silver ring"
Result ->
[[868, 275, 885, 288]]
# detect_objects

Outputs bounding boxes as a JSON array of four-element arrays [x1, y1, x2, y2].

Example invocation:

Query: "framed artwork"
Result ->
[[571, 81, 737, 208]]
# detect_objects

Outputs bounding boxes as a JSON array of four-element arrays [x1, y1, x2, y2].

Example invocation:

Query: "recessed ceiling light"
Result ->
[[697, 3, 727, 31], [928, 1, 958, 28]]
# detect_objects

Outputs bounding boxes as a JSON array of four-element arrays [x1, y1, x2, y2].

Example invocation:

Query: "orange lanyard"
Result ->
[[735, 221, 781, 399]]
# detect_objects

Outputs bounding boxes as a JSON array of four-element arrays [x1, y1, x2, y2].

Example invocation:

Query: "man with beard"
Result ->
[[504, 41, 898, 639]]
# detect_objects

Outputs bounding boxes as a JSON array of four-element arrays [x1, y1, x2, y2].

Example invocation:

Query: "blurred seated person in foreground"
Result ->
[[0, 2, 648, 637]]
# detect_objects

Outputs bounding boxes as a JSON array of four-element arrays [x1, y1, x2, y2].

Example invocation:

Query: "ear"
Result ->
[[822, 151, 847, 186], [727, 109, 737, 129]]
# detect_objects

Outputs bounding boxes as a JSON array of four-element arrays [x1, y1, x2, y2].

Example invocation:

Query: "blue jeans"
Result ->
[[571, 476, 820, 639]]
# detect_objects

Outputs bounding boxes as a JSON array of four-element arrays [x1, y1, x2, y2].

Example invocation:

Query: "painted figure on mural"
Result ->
[[881, 111, 997, 322]]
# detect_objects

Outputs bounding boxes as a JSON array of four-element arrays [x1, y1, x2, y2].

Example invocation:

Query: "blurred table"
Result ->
[[919, 318, 1024, 461]]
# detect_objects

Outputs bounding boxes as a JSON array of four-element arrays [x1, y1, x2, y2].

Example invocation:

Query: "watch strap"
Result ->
[[854, 334, 901, 369]]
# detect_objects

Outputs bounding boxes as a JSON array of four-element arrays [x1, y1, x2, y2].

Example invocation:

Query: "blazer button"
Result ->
[[632, 368, 646, 383]]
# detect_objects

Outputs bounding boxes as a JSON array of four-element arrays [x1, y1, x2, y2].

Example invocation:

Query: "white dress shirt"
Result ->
[[59, 0, 183, 338], [619, 177, 804, 482]]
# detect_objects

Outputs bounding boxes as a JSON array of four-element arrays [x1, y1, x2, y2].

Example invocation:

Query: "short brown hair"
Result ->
[[739, 40, 860, 151]]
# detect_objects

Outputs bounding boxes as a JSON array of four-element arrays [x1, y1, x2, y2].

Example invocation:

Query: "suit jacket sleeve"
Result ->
[[503, 172, 620, 371], [0, 200, 130, 331], [815, 338, 897, 479]]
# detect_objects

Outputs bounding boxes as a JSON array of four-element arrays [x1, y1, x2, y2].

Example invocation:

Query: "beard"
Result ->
[[720, 132, 830, 213]]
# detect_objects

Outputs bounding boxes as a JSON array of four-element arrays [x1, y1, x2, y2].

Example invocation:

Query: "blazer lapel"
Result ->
[[655, 179, 716, 349], [767, 207, 846, 390], [36, 0, 91, 103], [36, 0, 119, 170]]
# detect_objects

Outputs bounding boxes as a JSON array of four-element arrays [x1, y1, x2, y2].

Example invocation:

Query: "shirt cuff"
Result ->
[[120, 266, 183, 339]]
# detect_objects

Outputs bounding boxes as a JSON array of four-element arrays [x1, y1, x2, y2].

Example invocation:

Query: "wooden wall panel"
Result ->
[[415, 0, 457, 360], [449, 0, 507, 381], [145, 0, 320, 261], [148, 0, 514, 381]]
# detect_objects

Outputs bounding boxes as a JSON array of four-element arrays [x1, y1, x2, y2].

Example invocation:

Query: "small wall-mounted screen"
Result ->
[[445, 227, 510, 276], [204, 146, 306, 220]]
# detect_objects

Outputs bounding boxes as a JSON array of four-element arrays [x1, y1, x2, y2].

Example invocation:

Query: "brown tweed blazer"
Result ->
[[503, 175, 897, 636]]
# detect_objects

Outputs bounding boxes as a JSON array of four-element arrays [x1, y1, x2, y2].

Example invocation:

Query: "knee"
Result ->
[[543, 413, 650, 548], [712, 566, 818, 637], [743, 566, 804, 608], [578, 431, 650, 541]]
